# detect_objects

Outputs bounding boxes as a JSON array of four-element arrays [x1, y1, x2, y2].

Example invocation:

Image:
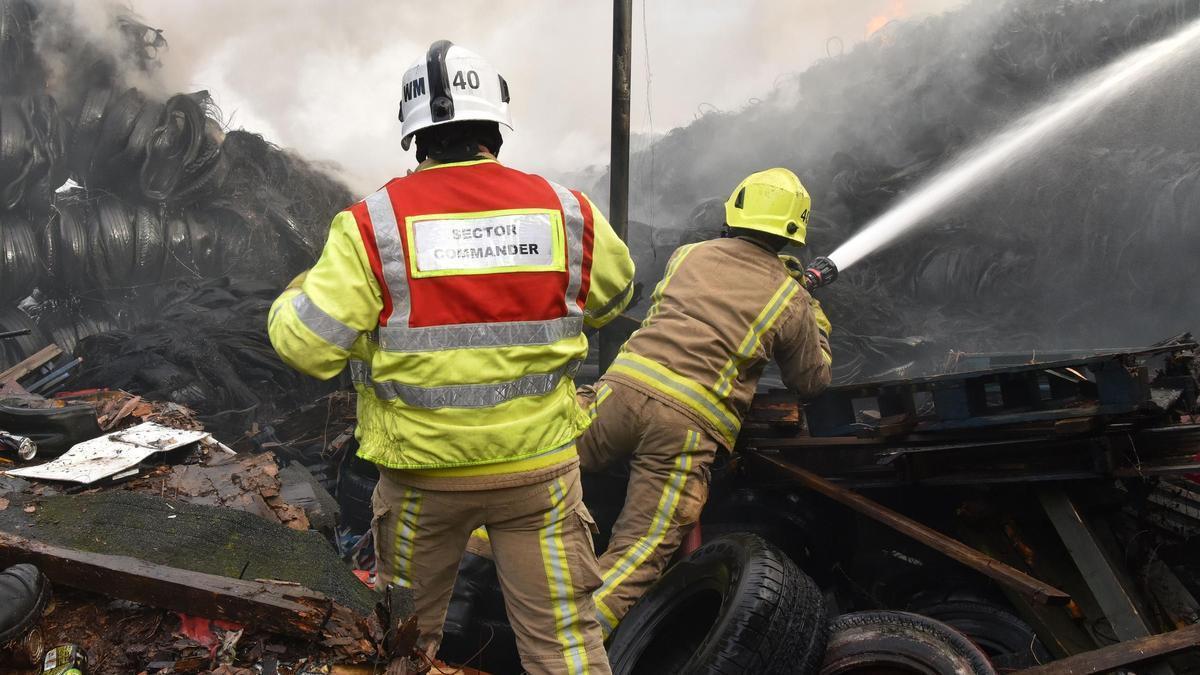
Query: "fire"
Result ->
[[867, 0, 909, 36]]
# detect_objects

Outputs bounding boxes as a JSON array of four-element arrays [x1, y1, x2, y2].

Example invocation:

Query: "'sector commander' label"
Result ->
[[410, 211, 558, 274]]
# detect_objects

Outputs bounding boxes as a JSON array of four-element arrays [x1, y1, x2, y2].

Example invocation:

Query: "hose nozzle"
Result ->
[[802, 256, 838, 290]]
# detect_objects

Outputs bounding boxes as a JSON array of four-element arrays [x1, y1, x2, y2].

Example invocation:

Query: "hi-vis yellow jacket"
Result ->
[[269, 158, 635, 475]]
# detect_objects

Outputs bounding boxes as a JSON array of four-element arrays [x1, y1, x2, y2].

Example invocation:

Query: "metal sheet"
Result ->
[[4, 422, 210, 484]]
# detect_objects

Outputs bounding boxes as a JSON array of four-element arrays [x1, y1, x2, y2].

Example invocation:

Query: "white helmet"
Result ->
[[399, 40, 513, 150]]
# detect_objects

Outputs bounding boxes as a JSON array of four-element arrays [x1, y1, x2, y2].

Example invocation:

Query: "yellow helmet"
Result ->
[[723, 168, 812, 246]]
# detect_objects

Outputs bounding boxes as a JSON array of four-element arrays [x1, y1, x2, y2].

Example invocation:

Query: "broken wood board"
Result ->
[[0, 345, 63, 384], [1014, 623, 1200, 674], [0, 529, 336, 638], [751, 452, 1072, 606], [4, 422, 209, 484], [0, 490, 376, 614]]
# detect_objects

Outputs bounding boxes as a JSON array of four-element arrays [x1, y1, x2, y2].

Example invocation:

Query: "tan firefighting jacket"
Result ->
[[605, 236, 831, 447]]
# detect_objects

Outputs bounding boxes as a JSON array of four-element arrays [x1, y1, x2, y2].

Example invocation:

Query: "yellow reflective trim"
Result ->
[[713, 279, 799, 397], [391, 487, 422, 588], [609, 353, 738, 444], [588, 383, 614, 421], [417, 158, 499, 172], [822, 348, 833, 366], [393, 441, 578, 478], [595, 598, 619, 639], [471, 526, 489, 542], [351, 376, 587, 472], [540, 478, 591, 674], [404, 207, 566, 279], [595, 431, 698, 606]]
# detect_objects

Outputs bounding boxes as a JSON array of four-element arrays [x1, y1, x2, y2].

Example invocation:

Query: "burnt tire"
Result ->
[[821, 610, 996, 675], [607, 532, 827, 675]]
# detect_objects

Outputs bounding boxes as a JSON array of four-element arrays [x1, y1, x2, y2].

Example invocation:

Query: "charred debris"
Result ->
[[0, 0, 1199, 674]]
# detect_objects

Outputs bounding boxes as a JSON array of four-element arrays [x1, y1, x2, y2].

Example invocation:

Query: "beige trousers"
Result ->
[[372, 464, 612, 675], [576, 379, 719, 637]]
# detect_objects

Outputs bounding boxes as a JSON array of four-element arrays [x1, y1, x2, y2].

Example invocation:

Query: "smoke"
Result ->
[[128, 0, 963, 196], [15, 0, 1197, 383], [604, 0, 1200, 375]]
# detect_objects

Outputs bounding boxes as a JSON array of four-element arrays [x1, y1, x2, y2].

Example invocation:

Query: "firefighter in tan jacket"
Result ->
[[580, 168, 832, 635]]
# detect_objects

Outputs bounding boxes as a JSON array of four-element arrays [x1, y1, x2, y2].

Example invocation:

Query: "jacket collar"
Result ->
[[415, 149, 498, 173]]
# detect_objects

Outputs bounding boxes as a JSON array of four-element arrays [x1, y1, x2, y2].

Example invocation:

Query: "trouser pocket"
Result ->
[[571, 505, 603, 593]]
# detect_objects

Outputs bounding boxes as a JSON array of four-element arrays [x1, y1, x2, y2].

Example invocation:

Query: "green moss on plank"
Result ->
[[1, 491, 376, 614]]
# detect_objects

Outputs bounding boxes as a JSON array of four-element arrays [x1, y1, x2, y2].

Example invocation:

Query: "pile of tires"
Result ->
[[0, 1, 353, 383], [604, 525, 1047, 674]]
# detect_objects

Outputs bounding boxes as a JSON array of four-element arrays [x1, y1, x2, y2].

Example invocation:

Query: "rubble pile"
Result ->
[[0, 0, 350, 420], [608, 0, 1200, 381], [0, 389, 413, 673]]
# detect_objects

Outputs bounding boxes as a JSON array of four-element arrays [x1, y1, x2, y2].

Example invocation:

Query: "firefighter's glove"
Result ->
[[779, 254, 805, 282]]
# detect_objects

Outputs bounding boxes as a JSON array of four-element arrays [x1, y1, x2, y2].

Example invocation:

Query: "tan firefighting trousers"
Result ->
[[576, 379, 719, 637], [372, 464, 612, 675]]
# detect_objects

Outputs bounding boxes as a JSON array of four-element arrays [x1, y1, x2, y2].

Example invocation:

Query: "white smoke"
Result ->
[[135, 0, 964, 196]]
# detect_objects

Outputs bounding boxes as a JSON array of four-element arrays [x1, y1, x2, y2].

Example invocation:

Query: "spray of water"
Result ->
[[828, 16, 1200, 271]]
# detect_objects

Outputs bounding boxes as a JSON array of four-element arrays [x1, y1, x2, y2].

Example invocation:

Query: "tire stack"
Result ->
[[0, 1, 352, 380], [604, 529, 1046, 674], [0, 1, 61, 314]]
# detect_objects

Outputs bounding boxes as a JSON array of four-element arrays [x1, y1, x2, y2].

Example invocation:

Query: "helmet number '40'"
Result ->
[[453, 70, 481, 90]]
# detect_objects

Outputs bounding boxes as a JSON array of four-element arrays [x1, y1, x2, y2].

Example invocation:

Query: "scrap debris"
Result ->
[[5, 422, 211, 485], [0, 381, 397, 671]]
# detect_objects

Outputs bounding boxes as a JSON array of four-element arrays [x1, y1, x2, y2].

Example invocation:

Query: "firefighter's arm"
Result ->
[[268, 210, 383, 380], [580, 194, 636, 328], [774, 288, 833, 398]]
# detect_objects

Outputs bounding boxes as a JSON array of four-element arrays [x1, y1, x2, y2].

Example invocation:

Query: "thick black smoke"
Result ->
[[598, 0, 1200, 382]]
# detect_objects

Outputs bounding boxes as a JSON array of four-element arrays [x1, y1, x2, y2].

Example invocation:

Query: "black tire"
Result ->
[[440, 553, 523, 675], [608, 533, 828, 675], [910, 592, 1052, 669], [701, 487, 839, 577], [821, 610, 996, 675]]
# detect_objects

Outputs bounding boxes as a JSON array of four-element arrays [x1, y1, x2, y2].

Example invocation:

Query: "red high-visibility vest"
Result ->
[[349, 160, 594, 357]]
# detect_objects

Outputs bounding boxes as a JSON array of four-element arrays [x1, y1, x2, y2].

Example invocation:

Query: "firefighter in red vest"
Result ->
[[269, 41, 634, 674]]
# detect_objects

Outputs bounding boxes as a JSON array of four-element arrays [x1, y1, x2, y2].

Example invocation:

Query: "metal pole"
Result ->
[[599, 0, 634, 373], [609, 0, 632, 242]]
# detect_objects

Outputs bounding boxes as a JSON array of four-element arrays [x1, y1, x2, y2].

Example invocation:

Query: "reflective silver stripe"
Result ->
[[291, 292, 359, 349], [350, 359, 580, 409], [546, 180, 585, 318], [587, 279, 634, 321], [349, 359, 370, 385], [378, 316, 583, 352], [365, 188, 411, 326]]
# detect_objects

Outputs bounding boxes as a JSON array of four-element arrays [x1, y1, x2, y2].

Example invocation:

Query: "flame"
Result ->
[[867, 0, 909, 36]]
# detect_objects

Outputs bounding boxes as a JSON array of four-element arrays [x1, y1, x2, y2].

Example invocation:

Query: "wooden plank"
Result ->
[[0, 345, 63, 384], [0, 530, 335, 637], [1014, 623, 1200, 675], [751, 453, 1072, 606], [1039, 489, 1157, 642]]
